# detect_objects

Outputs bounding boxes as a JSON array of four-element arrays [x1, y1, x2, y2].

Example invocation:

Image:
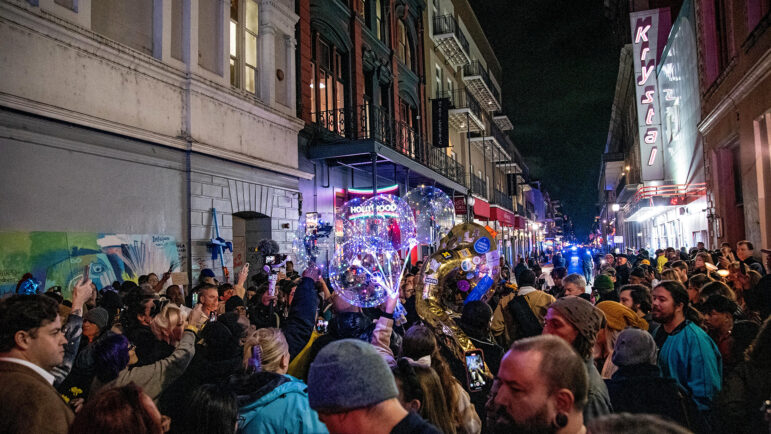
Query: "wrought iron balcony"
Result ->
[[469, 121, 512, 162], [470, 173, 487, 198], [463, 61, 501, 111], [493, 189, 513, 210], [493, 113, 513, 131], [439, 88, 485, 133], [432, 15, 471, 67], [429, 148, 466, 187]]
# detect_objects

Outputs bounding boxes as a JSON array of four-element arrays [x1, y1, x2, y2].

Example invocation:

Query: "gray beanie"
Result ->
[[612, 328, 658, 366], [84, 307, 109, 331], [308, 339, 398, 413]]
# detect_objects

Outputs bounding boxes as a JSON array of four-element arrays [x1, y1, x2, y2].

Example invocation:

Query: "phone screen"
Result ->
[[465, 350, 486, 392], [265, 255, 276, 265], [191, 293, 198, 306]]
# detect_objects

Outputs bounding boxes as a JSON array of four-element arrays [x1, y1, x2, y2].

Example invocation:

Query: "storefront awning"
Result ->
[[491, 205, 515, 226], [473, 197, 490, 219]]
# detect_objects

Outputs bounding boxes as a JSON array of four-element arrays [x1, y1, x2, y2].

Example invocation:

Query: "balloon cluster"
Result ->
[[330, 194, 417, 307], [403, 186, 455, 246]]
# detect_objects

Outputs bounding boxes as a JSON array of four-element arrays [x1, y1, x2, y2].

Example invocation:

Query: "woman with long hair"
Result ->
[[228, 328, 327, 433], [69, 383, 165, 434], [402, 325, 480, 434], [716, 316, 771, 433], [173, 384, 238, 434], [392, 358, 457, 434]]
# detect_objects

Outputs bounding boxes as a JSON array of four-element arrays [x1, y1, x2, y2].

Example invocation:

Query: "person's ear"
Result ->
[[552, 388, 575, 416], [14, 330, 32, 350], [281, 352, 290, 370], [408, 399, 421, 413]]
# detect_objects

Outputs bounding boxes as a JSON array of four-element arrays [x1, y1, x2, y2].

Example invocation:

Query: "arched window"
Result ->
[[397, 20, 412, 70]]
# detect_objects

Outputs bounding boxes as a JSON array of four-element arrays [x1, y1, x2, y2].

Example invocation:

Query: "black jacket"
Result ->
[[715, 361, 771, 434], [281, 277, 319, 360], [605, 364, 705, 432]]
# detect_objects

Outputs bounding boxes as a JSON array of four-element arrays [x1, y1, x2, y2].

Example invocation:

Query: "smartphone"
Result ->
[[82, 264, 90, 283], [268, 272, 278, 297], [315, 318, 328, 334], [464, 349, 487, 392], [265, 255, 276, 266], [191, 292, 199, 306], [168, 262, 175, 273]]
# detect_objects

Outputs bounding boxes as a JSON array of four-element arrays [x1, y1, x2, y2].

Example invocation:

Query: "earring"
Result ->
[[553, 412, 568, 429]]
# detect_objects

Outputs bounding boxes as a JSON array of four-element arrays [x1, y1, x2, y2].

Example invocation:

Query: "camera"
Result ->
[[264, 254, 288, 267]]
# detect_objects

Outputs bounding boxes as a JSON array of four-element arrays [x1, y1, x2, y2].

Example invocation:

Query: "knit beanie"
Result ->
[[549, 296, 605, 342], [596, 301, 648, 331], [225, 295, 245, 312], [308, 339, 398, 413], [612, 328, 657, 366], [593, 275, 614, 293], [84, 307, 109, 331]]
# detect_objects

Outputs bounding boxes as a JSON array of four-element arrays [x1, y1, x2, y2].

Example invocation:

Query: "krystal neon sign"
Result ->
[[630, 9, 670, 182]]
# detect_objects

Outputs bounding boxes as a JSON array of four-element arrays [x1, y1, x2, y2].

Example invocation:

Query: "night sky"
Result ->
[[470, 1, 620, 239]]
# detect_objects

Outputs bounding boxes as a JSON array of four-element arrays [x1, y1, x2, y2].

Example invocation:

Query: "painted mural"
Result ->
[[0, 232, 181, 297]]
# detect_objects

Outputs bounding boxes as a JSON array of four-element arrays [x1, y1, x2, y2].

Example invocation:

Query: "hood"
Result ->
[[233, 373, 309, 411]]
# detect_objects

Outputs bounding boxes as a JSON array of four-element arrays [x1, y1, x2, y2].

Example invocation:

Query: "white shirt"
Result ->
[[0, 357, 55, 385], [518, 285, 538, 296]]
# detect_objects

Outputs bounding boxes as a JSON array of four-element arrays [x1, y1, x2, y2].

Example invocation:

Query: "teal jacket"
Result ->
[[658, 321, 722, 411], [235, 372, 328, 434]]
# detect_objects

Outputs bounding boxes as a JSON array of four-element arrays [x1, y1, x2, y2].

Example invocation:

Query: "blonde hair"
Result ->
[[243, 328, 289, 373], [660, 268, 681, 282], [150, 304, 186, 346]]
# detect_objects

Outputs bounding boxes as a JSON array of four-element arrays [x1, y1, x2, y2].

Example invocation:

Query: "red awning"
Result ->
[[491, 206, 515, 226], [513, 215, 527, 229], [473, 198, 490, 219]]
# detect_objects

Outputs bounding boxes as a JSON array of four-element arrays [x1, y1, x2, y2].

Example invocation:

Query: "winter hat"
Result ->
[[225, 295, 245, 312], [84, 307, 109, 331], [549, 296, 605, 342], [593, 275, 614, 293], [612, 328, 657, 366], [596, 301, 648, 331], [200, 269, 216, 278], [308, 339, 398, 413]]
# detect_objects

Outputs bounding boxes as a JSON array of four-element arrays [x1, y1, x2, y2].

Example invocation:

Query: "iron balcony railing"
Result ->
[[470, 173, 487, 198], [312, 105, 467, 188], [438, 88, 483, 124], [493, 189, 513, 210], [463, 61, 501, 105], [429, 148, 465, 186], [432, 14, 470, 56]]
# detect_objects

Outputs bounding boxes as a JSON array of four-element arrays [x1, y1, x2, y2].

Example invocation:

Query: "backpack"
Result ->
[[507, 294, 543, 339]]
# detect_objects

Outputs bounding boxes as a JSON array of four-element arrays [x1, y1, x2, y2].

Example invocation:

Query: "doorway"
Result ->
[[233, 211, 271, 285]]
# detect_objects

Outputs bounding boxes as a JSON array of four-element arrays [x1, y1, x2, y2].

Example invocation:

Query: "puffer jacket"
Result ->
[[231, 371, 328, 434]]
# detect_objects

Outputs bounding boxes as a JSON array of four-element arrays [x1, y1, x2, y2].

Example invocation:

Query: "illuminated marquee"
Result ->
[[630, 9, 670, 182], [349, 203, 399, 219]]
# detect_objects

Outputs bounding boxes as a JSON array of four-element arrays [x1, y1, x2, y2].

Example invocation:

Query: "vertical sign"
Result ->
[[432, 98, 450, 147], [630, 9, 670, 182]]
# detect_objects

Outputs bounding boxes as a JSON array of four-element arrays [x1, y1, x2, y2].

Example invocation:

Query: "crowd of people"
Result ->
[[1, 239, 770, 434]]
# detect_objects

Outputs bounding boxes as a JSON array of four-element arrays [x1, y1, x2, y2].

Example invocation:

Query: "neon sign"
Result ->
[[630, 9, 670, 182], [349, 203, 399, 219]]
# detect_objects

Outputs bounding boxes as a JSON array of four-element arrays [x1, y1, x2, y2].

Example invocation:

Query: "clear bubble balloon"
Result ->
[[348, 195, 417, 252], [404, 186, 456, 245], [329, 244, 403, 307]]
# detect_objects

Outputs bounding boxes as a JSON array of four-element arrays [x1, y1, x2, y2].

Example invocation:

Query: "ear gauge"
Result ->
[[554, 412, 568, 429]]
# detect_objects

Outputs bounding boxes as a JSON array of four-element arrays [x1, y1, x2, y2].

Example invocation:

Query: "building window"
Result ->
[[312, 37, 346, 134], [397, 20, 412, 70], [230, 0, 259, 93], [363, 0, 385, 41], [434, 64, 442, 97], [732, 146, 743, 205]]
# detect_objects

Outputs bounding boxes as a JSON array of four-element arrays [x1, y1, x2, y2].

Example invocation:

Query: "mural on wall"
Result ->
[[0, 232, 182, 297]]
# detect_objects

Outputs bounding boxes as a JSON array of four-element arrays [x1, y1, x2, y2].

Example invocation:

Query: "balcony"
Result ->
[[312, 105, 427, 164], [493, 114, 513, 131], [441, 88, 485, 133], [430, 148, 466, 187], [463, 61, 502, 111], [470, 122, 511, 162], [493, 189, 513, 210], [470, 173, 487, 198], [432, 15, 471, 67]]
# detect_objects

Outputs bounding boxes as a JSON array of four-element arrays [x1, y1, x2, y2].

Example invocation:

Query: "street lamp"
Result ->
[[466, 196, 476, 223], [611, 203, 620, 212]]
